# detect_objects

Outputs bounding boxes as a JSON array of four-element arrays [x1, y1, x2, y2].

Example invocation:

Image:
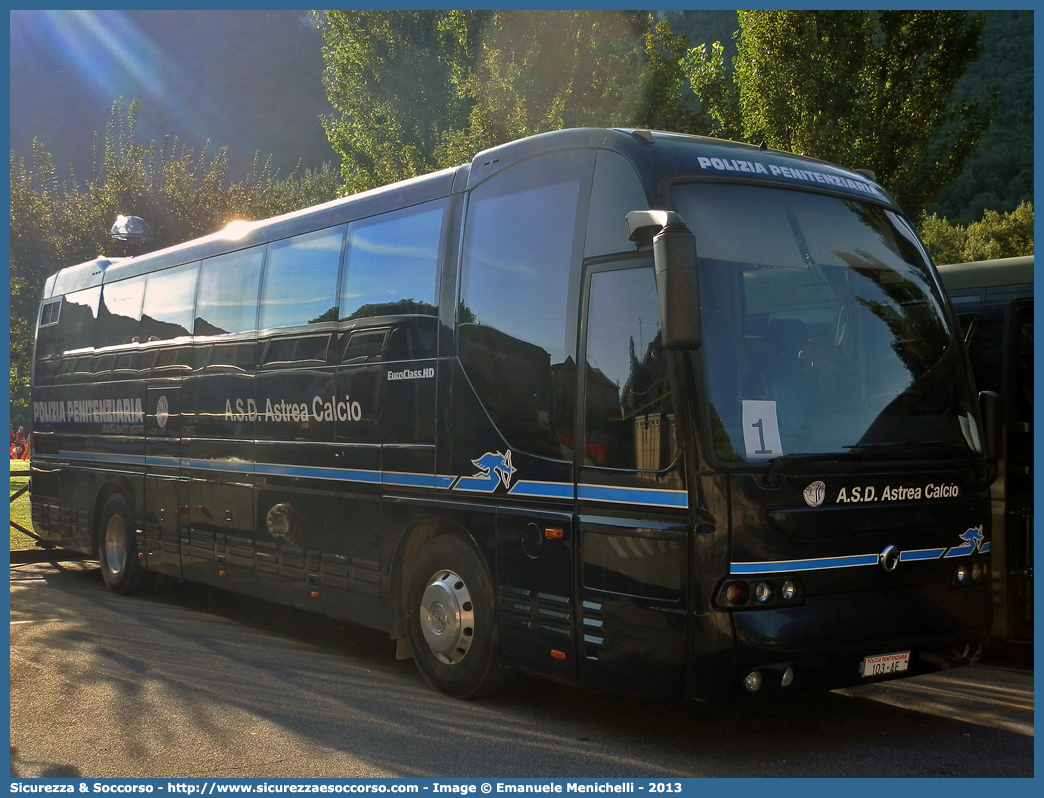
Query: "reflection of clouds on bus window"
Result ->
[[456, 149, 592, 460], [142, 262, 198, 339], [461, 178, 579, 360], [340, 201, 443, 320], [196, 246, 264, 334], [261, 225, 345, 329]]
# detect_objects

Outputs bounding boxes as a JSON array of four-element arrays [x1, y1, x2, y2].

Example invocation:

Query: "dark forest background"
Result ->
[[10, 9, 1033, 225]]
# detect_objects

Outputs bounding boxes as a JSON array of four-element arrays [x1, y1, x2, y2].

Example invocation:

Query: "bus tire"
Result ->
[[98, 494, 153, 595], [407, 535, 504, 698]]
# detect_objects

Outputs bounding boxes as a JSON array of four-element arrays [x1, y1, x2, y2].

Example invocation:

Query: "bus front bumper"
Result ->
[[725, 579, 992, 698]]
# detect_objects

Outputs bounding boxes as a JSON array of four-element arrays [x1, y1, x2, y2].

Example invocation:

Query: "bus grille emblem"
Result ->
[[803, 481, 826, 507]]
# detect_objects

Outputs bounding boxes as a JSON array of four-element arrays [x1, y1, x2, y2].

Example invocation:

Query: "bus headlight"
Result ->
[[714, 576, 805, 610], [744, 670, 763, 692]]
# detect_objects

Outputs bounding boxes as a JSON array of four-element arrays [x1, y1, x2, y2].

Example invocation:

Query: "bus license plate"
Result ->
[[860, 651, 910, 678]]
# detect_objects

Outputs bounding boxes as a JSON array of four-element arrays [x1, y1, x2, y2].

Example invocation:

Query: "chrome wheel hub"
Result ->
[[104, 514, 127, 576], [420, 569, 474, 664]]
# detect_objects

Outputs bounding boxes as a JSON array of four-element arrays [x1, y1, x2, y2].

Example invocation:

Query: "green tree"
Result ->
[[918, 202, 1033, 265], [318, 11, 703, 187], [10, 98, 341, 404], [931, 11, 1033, 223], [316, 10, 478, 194], [685, 11, 995, 220], [437, 12, 703, 164]]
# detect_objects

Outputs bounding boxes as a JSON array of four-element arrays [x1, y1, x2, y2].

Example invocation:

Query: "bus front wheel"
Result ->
[[406, 535, 503, 698], [98, 494, 154, 595]]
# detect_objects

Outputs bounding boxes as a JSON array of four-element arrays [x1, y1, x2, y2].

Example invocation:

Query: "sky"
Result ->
[[9, 9, 333, 181]]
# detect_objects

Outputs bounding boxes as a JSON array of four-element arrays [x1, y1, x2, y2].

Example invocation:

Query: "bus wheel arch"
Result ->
[[390, 519, 480, 637], [393, 524, 505, 697], [91, 482, 128, 557], [96, 491, 153, 595], [406, 534, 504, 698]]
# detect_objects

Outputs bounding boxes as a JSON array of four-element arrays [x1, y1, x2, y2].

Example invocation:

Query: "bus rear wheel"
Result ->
[[407, 535, 504, 698], [98, 494, 153, 595]]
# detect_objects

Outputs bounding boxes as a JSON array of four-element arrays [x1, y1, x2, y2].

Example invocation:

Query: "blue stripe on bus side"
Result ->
[[383, 472, 443, 489], [186, 458, 255, 475], [59, 450, 145, 466], [577, 484, 688, 509], [899, 547, 947, 562], [145, 456, 182, 469], [253, 462, 380, 484], [453, 476, 499, 493], [509, 480, 574, 500], [53, 452, 698, 511], [730, 553, 880, 575]]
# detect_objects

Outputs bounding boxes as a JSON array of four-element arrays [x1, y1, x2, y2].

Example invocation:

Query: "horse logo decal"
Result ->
[[959, 525, 985, 552], [453, 450, 516, 493], [945, 525, 986, 558]]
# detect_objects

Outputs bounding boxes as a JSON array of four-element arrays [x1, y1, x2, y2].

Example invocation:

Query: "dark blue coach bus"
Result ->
[[937, 256, 1033, 652], [29, 129, 995, 699]]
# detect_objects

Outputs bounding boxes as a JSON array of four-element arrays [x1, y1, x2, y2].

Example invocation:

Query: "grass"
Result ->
[[9, 459, 38, 551]]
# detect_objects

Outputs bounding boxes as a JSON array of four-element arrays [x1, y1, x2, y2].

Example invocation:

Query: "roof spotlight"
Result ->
[[110, 215, 153, 243]]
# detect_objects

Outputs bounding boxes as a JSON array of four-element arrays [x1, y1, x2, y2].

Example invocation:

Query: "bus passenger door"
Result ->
[[144, 384, 184, 577], [575, 262, 690, 699]]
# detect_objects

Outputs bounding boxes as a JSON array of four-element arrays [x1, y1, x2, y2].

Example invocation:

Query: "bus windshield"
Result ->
[[671, 183, 980, 464]]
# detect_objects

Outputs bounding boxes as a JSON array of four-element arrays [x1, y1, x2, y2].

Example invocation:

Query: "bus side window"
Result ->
[[33, 357, 59, 388], [114, 348, 157, 379], [152, 346, 196, 375], [262, 334, 331, 369], [34, 299, 63, 386], [339, 201, 444, 321], [96, 275, 146, 348], [141, 261, 199, 342], [961, 308, 1005, 396], [206, 341, 258, 372], [585, 150, 649, 258], [385, 318, 438, 361], [584, 265, 674, 471], [458, 149, 593, 460], [195, 247, 264, 336], [55, 357, 77, 384], [55, 286, 101, 356], [341, 329, 388, 364], [260, 226, 344, 330]]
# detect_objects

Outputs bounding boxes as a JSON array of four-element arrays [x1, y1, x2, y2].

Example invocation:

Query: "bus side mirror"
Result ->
[[978, 390, 1001, 471], [625, 210, 700, 350]]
